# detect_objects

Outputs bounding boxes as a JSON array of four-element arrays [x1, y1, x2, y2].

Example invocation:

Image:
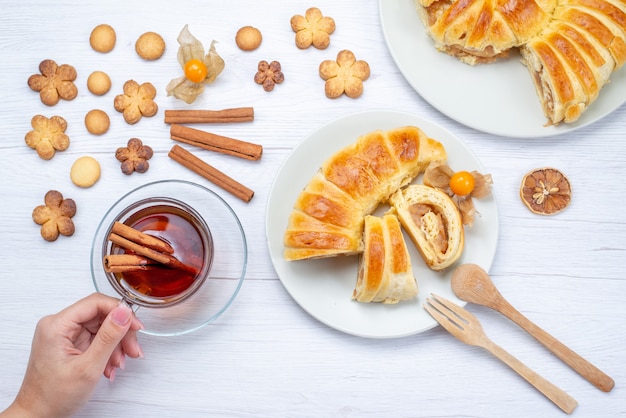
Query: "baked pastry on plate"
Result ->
[[389, 184, 464, 270], [415, 0, 626, 124], [284, 126, 447, 261], [520, 0, 626, 124], [353, 214, 418, 304], [414, 0, 557, 64]]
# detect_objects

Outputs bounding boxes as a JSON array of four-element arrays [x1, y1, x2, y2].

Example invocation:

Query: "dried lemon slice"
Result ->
[[520, 167, 571, 215]]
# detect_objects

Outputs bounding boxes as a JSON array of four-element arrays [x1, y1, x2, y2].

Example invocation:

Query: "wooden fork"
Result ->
[[424, 294, 578, 414]]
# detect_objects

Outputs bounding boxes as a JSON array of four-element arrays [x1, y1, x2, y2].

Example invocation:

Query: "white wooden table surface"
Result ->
[[1, 1, 624, 417]]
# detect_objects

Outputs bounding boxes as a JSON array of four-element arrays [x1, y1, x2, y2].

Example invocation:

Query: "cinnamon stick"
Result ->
[[103, 254, 158, 273], [170, 124, 263, 161], [111, 221, 174, 254], [164, 107, 254, 124], [168, 144, 254, 202], [108, 232, 199, 276]]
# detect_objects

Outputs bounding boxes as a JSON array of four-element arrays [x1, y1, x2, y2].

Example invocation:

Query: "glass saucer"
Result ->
[[91, 180, 247, 336]]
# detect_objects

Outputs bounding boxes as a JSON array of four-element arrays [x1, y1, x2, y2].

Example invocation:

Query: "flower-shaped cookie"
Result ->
[[254, 60, 284, 92], [24, 115, 70, 160], [27, 59, 78, 106], [290, 7, 335, 49], [319, 50, 370, 99], [32, 190, 77, 242], [114, 80, 158, 124], [115, 138, 154, 175], [166, 25, 225, 104], [423, 162, 493, 226]]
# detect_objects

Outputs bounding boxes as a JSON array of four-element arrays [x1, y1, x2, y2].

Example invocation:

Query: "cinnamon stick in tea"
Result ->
[[103, 254, 158, 273], [170, 124, 263, 160], [168, 144, 254, 202], [164, 107, 254, 124], [111, 221, 174, 254], [107, 232, 199, 276]]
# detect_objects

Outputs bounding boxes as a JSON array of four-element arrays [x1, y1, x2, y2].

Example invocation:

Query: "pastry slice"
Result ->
[[520, 0, 626, 124], [389, 185, 464, 271], [353, 214, 418, 304]]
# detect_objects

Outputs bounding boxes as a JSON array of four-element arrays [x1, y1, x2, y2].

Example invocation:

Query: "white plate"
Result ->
[[379, 0, 626, 138], [266, 110, 499, 338]]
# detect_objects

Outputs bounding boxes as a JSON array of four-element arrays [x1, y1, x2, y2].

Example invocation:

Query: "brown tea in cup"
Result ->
[[103, 197, 213, 307]]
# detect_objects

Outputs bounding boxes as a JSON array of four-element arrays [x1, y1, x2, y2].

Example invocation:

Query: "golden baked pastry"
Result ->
[[416, 0, 626, 124], [90, 24, 116, 53], [27, 59, 78, 106], [70, 156, 101, 188], [254, 60, 284, 92], [32, 190, 76, 242], [319, 50, 370, 99], [87, 71, 111, 96], [25, 115, 69, 160], [114, 80, 158, 124], [84, 109, 110, 135], [389, 184, 464, 270], [353, 214, 418, 304], [236, 26, 262, 51], [520, 0, 626, 124], [135, 32, 166, 60], [290, 7, 336, 49], [415, 0, 556, 64], [284, 126, 447, 261], [115, 138, 154, 175]]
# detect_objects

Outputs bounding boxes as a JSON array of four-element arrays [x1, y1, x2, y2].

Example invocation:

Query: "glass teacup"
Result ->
[[101, 197, 214, 308]]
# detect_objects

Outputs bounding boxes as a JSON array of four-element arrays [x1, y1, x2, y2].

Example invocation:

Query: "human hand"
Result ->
[[2, 293, 144, 418]]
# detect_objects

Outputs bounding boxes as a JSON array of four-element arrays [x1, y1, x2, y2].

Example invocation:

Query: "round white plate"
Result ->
[[266, 110, 499, 338], [379, 0, 626, 138]]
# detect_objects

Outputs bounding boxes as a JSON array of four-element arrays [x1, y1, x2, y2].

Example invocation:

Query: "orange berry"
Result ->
[[449, 171, 475, 196], [184, 59, 208, 83]]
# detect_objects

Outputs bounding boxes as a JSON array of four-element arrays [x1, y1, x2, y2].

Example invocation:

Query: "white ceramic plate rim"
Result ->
[[266, 110, 499, 338], [379, 0, 626, 138]]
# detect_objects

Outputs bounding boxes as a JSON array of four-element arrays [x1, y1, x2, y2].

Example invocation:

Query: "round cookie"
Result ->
[[135, 32, 166, 60], [70, 156, 101, 188], [85, 109, 110, 135], [87, 71, 111, 95], [235, 26, 262, 51], [90, 24, 116, 53]]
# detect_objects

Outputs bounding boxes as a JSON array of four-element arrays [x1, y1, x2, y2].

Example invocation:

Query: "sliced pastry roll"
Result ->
[[389, 185, 464, 271], [415, 0, 557, 64], [284, 126, 447, 261], [353, 214, 418, 304], [520, 0, 626, 124]]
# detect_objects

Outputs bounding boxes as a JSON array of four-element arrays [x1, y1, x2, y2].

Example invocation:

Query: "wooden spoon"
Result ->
[[451, 263, 614, 392]]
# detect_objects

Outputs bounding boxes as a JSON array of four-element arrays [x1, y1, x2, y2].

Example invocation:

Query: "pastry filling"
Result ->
[[444, 44, 506, 62], [424, 0, 449, 26], [409, 204, 449, 253], [525, 53, 555, 122], [537, 68, 554, 118]]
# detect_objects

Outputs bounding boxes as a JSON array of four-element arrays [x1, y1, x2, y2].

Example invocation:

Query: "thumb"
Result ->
[[84, 302, 133, 369]]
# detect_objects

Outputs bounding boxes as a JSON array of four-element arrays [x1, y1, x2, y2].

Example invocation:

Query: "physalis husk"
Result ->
[[423, 162, 493, 226], [165, 25, 225, 104]]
